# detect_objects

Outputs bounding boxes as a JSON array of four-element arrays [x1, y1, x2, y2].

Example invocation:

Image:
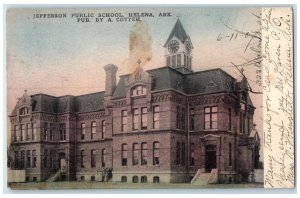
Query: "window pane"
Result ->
[[212, 121, 217, 129], [205, 114, 210, 122], [205, 122, 210, 129], [211, 113, 217, 121], [212, 107, 218, 112], [205, 107, 210, 113]]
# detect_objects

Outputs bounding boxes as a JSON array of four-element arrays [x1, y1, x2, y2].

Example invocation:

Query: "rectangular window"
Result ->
[[184, 54, 187, 66], [32, 150, 37, 168], [26, 123, 30, 141], [121, 110, 128, 132], [229, 108, 232, 130], [102, 120, 105, 139], [44, 123, 48, 141], [172, 55, 176, 67], [166, 56, 171, 66], [190, 108, 195, 131], [13, 125, 17, 142], [176, 107, 180, 129], [49, 123, 54, 141], [81, 123, 85, 140], [20, 151, 25, 168], [182, 142, 185, 165], [204, 106, 218, 129], [14, 151, 18, 168], [177, 54, 181, 66], [153, 106, 159, 129], [91, 150, 96, 168], [141, 107, 147, 130], [190, 143, 195, 166], [32, 123, 36, 141], [137, 86, 142, 95], [176, 142, 181, 165], [141, 142, 147, 165], [121, 144, 128, 166], [26, 150, 31, 168], [43, 149, 48, 169], [132, 143, 139, 165], [247, 117, 250, 134], [132, 109, 139, 131], [229, 143, 232, 166], [91, 121, 96, 139], [59, 123, 66, 141], [182, 108, 185, 130], [240, 112, 244, 134], [101, 149, 106, 167], [21, 124, 25, 141], [153, 142, 160, 165], [49, 151, 54, 169], [80, 150, 85, 168]]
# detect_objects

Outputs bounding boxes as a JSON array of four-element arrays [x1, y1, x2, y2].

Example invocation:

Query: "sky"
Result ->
[[6, 7, 263, 157]]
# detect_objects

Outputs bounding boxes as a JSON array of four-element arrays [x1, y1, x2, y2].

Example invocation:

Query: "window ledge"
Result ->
[[131, 94, 146, 98], [204, 129, 218, 132]]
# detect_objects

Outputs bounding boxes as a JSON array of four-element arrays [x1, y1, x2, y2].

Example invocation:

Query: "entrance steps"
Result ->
[[47, 169, 61, 182], [191, 169, 219, 185]]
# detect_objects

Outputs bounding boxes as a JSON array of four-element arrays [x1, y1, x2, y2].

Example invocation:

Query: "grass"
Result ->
[[8, 181, 264, 190]]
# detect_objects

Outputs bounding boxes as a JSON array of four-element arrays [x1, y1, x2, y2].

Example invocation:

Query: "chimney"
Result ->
[[104, 64, 118, 96]]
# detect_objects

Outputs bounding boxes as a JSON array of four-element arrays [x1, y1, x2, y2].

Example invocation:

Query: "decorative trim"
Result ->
[[77, 112, 105, 121], [112, 99, 127, 108]]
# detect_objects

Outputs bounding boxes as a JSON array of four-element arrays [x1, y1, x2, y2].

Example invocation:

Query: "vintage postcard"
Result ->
[[5, 6, 294, 190]]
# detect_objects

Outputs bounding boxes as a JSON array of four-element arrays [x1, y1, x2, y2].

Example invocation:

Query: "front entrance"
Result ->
[[205, 145, 217, 172], [59, 153, 66, 171]]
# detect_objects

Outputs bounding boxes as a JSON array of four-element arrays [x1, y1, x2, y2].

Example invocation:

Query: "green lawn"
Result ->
[[8, 182, 264, 190]]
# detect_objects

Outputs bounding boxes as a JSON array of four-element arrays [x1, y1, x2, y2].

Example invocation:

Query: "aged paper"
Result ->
[[5, 6, 294, 190], [261, 8, 294, 188]]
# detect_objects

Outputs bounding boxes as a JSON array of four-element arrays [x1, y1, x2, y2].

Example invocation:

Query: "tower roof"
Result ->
[[164, 18, 189, 46]]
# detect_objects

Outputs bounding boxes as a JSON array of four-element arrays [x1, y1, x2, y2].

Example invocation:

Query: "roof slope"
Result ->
[[164, 19, 189, 46]]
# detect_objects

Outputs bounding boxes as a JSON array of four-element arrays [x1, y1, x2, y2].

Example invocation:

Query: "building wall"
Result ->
[[9, 88, 259, 183]]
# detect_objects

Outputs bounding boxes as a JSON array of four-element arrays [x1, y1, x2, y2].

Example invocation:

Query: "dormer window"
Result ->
[[20, 107, 29, 115], [132, 85, 146, 96]]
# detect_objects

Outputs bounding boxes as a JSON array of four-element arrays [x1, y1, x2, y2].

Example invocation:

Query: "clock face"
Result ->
[[168, 40, 179, 53], [185, 41, 191, 54]]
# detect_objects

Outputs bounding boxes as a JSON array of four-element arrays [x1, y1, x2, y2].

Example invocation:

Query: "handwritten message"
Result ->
[[262, 7, 294, 188]]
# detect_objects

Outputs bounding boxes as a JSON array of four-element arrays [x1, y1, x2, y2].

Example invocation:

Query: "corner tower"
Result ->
[[164, 18, 193, 74]]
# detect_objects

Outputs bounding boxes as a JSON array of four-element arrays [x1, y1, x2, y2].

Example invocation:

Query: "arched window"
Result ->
[[91, 149, 96, 168], [101, 149, 106, 167], [121, 176, 127, 183], [81, 150, 85, 168], [132, 85, 146, 96], [26, 150, 31, 168], [121, 144, 128, 166], [153, 142, 160, 165], [153, 176, 160, 183], [132, 143, 139, 165], [32, 150, 37, 168], [132, 176, 138, 183], [141, 142, 147, 165], [141, 176, 147, 183], [20, 107, 29, 115], [101, 120, 105, 139], [229, 143, 232, 166], [81, 123, 86, 140]]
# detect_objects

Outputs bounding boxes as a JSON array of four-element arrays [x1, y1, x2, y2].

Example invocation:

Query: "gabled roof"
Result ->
[[164, 19, 189, 46]]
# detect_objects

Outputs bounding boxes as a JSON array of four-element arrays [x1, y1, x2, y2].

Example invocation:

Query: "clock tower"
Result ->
[[164, 18, 193, 74]]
